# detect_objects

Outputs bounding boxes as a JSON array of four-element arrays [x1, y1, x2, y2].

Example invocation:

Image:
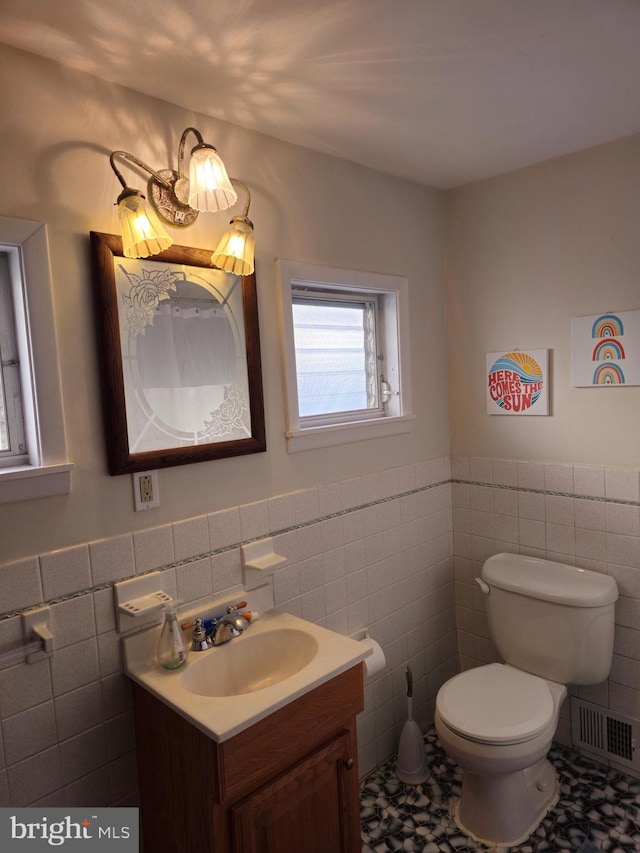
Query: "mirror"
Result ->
[[90, 232, 266, 474]]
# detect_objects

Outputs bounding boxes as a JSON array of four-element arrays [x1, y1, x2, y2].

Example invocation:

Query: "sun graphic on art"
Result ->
[[486, 350, 547, 415]]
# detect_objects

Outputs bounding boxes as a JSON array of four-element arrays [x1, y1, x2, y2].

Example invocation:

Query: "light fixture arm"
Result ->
[[230, 179, 252, 219], [109, 151, 172, 193], [178, 127, 206, 181]]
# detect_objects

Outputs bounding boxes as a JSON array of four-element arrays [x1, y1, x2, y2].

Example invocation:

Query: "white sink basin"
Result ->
[[122, 608, 370, 742], [180, 628, 319, 697]]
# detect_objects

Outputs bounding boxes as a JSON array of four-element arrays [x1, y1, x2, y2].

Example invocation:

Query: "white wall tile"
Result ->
[[207, 507, 242, 550], [519, 519, 546, 549], [574, 498, 606, 531], [7, 746, 62, 807], [59, 725, 107, 785], [211, 549, 243, 593], [51, 639, 100, 697], [544, 463, 574, 494], [606, 468, 640, 502], [607, 534, 640, 569], [517, 461, 544, 490], [469, 457, 493, 483], [574, 465, 606, 498], [545, 495, 575, 526], [239, 500, 270, 541], [323, 546, 346, 582], [318, 481, 343, 515], [3, 701, 57, 765], [451, 456, 470, 480], [100, 674, 132, 720], [267, 494, 296, 532], [40, 545, 91, 600], [606, 504, 640, 536], [518, 491, 545, 521], [55, 682, 105, 741], [104, 712, 136, 762], [492, 459, 518, 487], [175, 557, 213, 605], [89, 535, 135, 586], [108, 750, 138, 802], [0, 557, 42, 612], [64, 767, 111, 808], [379, 468, 399, 499], [133, 525, 174, 573], [341, 476, 363, 510], [545, 523, 576, 556], [172, 515, 209, 561], [294, 487, 320, 524], [0, 659, 52, 718], [51, 595, 96, 648], [97, 631, 122, 678]]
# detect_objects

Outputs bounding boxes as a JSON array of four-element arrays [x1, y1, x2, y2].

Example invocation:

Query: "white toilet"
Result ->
[[435, 553, 618, 845]]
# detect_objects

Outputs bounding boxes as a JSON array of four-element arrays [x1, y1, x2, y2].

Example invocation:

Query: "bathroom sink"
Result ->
[[122, 607, 371, 742], [180, 628, 319, 697]]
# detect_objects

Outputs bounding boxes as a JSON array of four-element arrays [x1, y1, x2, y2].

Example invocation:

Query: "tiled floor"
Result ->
[[360, 730, 640, 852]]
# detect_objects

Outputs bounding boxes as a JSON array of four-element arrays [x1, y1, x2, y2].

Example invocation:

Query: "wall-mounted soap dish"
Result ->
[[114, 572, 174, 633], [241, 537, 287, 589]]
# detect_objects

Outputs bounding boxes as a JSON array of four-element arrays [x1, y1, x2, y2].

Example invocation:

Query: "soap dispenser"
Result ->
[[156, 602, 188, 670]]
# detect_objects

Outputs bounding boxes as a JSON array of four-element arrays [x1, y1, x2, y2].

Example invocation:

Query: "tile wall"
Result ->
[[451, 455, 640, 774], [0, 456, 457, 807]]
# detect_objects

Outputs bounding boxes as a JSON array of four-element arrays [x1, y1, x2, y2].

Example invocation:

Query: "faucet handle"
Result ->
[[190, 617, 213, 652]]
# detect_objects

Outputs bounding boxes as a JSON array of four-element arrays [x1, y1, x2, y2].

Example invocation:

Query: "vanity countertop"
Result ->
[[122, 608, 371, 742]]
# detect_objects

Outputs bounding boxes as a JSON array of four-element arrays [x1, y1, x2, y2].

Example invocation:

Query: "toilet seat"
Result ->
[[436, 663, 555, 746]]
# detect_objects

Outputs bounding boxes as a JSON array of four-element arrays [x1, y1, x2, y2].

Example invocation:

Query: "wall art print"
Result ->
[[571, 310, 640, 387], [486, 349, 549, 416]]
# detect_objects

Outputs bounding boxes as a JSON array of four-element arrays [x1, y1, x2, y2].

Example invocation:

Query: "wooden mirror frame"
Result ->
[[90, 232, 266, 475]]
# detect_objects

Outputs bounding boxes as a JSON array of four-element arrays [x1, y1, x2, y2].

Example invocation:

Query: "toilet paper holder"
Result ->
[[350, 627, 386, 680]]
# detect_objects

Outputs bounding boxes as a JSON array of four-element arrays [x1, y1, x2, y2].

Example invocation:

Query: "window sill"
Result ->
[[0, 462, 73, 503], [285, 414, 415, 453]]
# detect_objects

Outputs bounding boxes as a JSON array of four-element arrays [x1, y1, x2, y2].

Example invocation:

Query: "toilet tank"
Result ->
[[481, 553, 618, 685]]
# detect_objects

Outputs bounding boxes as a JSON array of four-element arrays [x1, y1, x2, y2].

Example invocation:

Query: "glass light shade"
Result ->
[[211, 218, 255, 276], [188, 146, 237, 213], [118, 192, 172, 258]]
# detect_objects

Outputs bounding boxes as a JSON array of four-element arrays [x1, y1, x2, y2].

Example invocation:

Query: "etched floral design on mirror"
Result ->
[[91, 233, 265, 474]]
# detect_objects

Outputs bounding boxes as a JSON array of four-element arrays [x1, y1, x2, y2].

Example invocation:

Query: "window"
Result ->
[[0, 217, 72, 502], [276, 260, 414, 452], [0, 252, 27, 463]]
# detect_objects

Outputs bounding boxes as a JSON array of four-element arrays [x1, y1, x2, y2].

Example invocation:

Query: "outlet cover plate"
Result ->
[[132, 470, 160, 511]]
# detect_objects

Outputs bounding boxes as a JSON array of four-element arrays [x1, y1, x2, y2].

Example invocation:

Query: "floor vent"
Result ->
[[571, 698, 639, 769]]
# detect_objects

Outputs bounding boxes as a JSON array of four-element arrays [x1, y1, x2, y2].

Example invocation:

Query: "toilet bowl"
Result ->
[[435, 553, 618, 846], [435, 663, 567, 844]]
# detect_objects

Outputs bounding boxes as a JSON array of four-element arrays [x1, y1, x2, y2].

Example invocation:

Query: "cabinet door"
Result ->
[[230, 731, 360, 853]]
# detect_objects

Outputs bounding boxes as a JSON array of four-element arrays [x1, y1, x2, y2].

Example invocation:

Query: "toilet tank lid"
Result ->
[[482, 553, 618, 607]]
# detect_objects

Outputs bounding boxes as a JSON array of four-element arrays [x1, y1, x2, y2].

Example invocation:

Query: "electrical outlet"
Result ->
[[132, 470, 160, 511]]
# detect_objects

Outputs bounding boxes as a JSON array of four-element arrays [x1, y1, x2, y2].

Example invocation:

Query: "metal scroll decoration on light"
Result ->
[[109, 126, 255, 273]]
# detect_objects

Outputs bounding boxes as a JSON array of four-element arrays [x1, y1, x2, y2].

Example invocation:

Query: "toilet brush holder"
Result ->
[[395, 665, 431, 785]]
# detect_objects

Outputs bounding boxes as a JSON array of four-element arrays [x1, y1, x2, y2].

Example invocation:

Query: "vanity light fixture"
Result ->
[[109, 126, 255, 273]]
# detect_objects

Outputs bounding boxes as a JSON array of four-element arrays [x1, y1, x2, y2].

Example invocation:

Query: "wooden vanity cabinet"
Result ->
[[132, 663, 364, 853]]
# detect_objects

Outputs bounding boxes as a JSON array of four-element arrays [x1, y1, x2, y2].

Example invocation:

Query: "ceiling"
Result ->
[[1, 0, 640, 188]]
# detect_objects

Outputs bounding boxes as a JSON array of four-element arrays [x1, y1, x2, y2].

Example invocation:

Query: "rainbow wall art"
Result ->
[[571, 310, 640, 387], [486, 349, 549, 415]]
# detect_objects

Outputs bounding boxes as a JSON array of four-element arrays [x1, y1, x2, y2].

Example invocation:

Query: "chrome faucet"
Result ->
[[190, 617, 213, 652], [189, 603, 251, 651]]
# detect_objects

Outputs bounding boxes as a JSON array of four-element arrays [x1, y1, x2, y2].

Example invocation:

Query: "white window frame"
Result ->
[[276, 259, 414, 452], [0, 217, 72, 502]]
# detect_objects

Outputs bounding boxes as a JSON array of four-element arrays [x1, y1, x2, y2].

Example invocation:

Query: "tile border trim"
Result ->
[[0, 480, 452, 622]]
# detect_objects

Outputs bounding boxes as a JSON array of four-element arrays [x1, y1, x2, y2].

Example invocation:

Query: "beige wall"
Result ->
[[0, 44, 448, 563], [446, 133, 640, 467]]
